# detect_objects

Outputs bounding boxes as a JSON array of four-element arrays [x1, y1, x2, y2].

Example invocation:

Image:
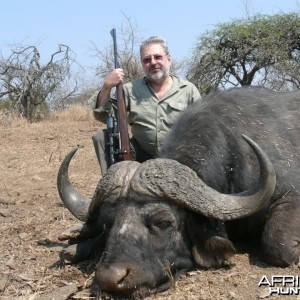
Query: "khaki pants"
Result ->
[[92, 129, 109, 176]]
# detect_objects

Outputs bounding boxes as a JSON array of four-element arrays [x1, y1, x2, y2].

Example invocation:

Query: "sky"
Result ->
[[1, 0, 300, 82]]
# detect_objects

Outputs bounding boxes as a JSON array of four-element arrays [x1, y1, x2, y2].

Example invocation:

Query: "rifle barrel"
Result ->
[[110, 28, 131, 162]]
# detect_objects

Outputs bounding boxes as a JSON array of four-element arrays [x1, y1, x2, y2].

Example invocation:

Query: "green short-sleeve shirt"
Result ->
[[94, 75, 200, 156]]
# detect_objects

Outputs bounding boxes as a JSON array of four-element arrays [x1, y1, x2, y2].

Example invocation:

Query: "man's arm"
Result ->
[[95, 83, 112, 108]]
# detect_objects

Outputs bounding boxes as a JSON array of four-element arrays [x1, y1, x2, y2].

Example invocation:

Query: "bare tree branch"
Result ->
[[0, 43, 79, 120]]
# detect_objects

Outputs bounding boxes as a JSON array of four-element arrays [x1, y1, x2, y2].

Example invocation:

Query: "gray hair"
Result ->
[[140, 36, 169, 55]]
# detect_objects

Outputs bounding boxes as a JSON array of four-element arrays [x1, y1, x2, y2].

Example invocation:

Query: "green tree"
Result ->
[[187, 13, 300, 94]]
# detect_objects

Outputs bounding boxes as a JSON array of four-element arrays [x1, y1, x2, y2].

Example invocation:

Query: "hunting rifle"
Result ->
[[106, 28, 132, 167]]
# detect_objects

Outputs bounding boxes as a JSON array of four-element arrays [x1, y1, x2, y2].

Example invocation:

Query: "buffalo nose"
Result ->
[[96, 264, 132, 293]]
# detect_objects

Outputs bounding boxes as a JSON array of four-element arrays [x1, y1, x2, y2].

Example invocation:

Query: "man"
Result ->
[[91, 36, 201, 175]]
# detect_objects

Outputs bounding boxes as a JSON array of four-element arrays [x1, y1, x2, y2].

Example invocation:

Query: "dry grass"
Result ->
[[0, 105, 94, 128], [0, 111, 29, 128], [52, 105, 94, 122], [0, 107, 101, 299]]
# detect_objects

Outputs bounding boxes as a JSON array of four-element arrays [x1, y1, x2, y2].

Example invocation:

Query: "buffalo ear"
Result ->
[[187, 214, 236, 268], [192, 236, 236, 268]]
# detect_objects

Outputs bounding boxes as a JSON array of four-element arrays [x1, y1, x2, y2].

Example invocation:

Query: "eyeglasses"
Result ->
[[142, 54, 168, 64]]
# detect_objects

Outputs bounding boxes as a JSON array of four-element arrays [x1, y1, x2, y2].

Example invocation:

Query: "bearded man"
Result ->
[[91, 36, 200, 175]]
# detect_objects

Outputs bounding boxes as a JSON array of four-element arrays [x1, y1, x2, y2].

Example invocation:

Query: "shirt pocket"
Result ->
[[165, 101, 189, 124], [167, 101, 188, 111]]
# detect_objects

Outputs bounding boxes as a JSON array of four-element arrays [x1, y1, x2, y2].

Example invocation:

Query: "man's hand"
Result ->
[[96, 68, 124, 108], [104, 68, 124, 88]]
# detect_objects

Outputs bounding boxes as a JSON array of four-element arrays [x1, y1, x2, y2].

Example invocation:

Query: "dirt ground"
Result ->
[[0, 108, 299, 300]]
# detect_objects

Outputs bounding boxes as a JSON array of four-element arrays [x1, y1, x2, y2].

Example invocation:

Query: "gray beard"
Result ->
[[146, 68, 170, 82]]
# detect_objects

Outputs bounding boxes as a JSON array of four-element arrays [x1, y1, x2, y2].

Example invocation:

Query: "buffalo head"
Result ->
[[57, 135, 275, 297]]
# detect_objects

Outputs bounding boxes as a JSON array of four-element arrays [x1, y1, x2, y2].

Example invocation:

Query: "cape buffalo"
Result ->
[[57, 86, 300, 298]]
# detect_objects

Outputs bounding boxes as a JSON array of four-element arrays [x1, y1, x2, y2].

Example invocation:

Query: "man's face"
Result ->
[[141, 43, 171, 82]]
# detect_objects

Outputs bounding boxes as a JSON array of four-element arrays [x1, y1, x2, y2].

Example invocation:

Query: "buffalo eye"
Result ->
[[146, 220, 172, 235], [152, 220, 172, 230], [143, 205, 177, 234], [145, 214, 175, 234]]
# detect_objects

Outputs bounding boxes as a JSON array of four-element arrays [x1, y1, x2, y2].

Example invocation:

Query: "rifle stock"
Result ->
[[115, 83, 131, 160], [110, 28, 132, 162]]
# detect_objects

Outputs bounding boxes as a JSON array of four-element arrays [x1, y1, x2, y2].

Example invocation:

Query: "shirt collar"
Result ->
[[143, 74, 186, 89]]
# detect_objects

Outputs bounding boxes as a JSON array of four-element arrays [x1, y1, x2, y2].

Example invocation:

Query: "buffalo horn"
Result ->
[[57, 147, 140, 222], [129, 135, 276, 221], [57, 147, 91, 222]]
